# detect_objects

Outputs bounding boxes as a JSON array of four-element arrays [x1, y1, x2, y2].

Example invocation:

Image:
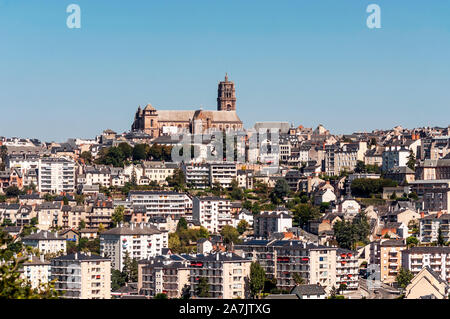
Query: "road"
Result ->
[[359, 279, 401, 299]]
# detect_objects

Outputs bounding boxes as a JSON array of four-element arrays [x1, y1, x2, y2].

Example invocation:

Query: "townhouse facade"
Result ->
[[253, 210, 293, 238]]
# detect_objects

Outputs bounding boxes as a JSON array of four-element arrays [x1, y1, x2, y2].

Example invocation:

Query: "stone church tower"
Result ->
[[217, 73, 236, 111]]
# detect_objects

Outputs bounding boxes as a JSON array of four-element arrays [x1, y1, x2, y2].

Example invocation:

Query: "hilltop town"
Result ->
[[1, 76, 450, 300]]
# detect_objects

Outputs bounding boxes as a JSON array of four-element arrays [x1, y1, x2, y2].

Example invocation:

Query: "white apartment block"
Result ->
[[100, 223, 168, 271], [382, 146, 410, 172], [402, 246, 450, 283], [127, 190, 191, 218], [419, 213, 450, 243], [38, 158, 75, 193], [20, 255, 51, 289], [192, 196, 232, 234], [189, 252, 252, 299], [209, 162, 237, 188], [22, 230, 67, 255], [253, 210, 293, 238], [183, 163, 210, 189], [51, 252, 111, 299]]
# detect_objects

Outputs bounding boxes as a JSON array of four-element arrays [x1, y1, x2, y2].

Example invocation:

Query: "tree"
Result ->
[[292, 272, 305, 285], [249, 262, 265, 298], [166, 169, 185, 191], [78, 219, 86, 230], [80, 151, 93, 164], [168, 233, 181, 252], [237, 220, 249, 235], [406, 236, 419, 247], [354, 161, 366, 173], [390, 191, 397, 200], [154, 293, 168, 299], [438, 226, 445, 246], [293, 203, 320, 228], [122, 252, 138, 283], [118, 142, 133, 160], [111, 269, 127, 291], [5, 186, 20, 198], [111, 205, 125, 227], [132, 144, 148, 161], [406, 150, 416, 171], [196, 277, 210, 297], [221, 225, 241, 245], [396, 268, 414, 289], [270, 179, 290, 204], [0, 228, 60, 299], [338, 283, 347, 294], [333, 220, 356, 250], [177, 217, 188, 232]]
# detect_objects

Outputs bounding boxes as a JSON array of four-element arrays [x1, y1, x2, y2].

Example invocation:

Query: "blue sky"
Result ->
[[1, 0, 450, 142]]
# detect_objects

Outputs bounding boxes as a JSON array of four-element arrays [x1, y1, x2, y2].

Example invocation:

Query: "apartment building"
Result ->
[[142, 161, 178, 185], [7, 154, 40, 175], [84, 166, 112, 187], [189, 252, 251, 299], [87, 200, 114, 229], [381, 146, 410, 173], [416, 158, 450, 180], [253, 210, 293, 238], [419, 212, 450, 243], [235, 240, 339, 293], [61, 205, 87, 229], [410, 180, 450, 213], [51, 252, 111, 299], [182, 163, 210, 189], [20, 255, 51, 289], [138, 255, 190, 298], [369, 239, 407, 284], [402, 246, 450, 283], [127, 191, 190, 218], [336, 248, 359, 290], [209, 162, 237, 188], [38, 158, 75, 193], [192, 196, 232, 234], [100, 223, 168, 271], [236, 169, 254, 189], [22, 230, 67, 255], [35, 202, 63, 230], [325, 142, 367, 176]]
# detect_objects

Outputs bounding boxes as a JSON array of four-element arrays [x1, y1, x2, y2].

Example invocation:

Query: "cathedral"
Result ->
[[131, 74, 243, 138]]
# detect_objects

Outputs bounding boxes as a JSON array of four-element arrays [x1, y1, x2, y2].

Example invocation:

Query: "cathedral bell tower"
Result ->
[[217, 73, 236, 111]]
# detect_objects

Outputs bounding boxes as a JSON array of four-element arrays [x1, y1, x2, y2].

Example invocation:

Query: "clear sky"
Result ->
[[1, 0, 450, 142]]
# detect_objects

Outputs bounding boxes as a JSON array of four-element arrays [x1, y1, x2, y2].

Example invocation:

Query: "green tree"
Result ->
[[177, 217, 188, 232], [406, 236, 419, 247], [196, 277, 210, 297], [221, 225, 241, 244], [154, 293, 168, 299], [354, 161, 366, 173], [438, 226, 445, 246], [292, 272, 305, 285], [168, 233, 181, 252], [132, 144, 148, 161], [270, 179, 290, 204], [406, 150, 416, 171], [111, 269, 127, 291], [390, 191, 397, 200], [78, 219, 86, 230], [166, 169, 185, 191], [118, 142, 133, 160], [5, 186, 20, 198], [122, 252, 139, 282], [111, 205, 125, 227], [237, 220, 249, 235], [80, 151, 93, 164], [396, 268, 414, 289], [293, 203, 320, 228], [249, 262, 265, 298]]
